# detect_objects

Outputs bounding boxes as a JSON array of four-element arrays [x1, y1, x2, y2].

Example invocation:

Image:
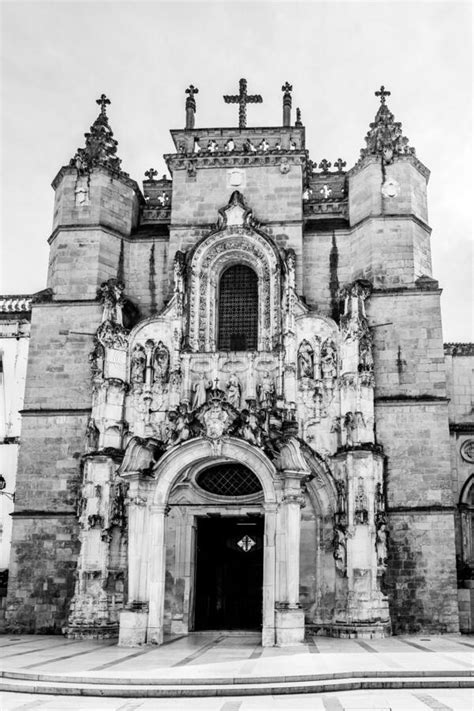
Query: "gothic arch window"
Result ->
[[217, 265, 258, 351]]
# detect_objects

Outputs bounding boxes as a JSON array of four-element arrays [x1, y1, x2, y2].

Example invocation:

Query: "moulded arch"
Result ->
[[151, 436, 278, 506]]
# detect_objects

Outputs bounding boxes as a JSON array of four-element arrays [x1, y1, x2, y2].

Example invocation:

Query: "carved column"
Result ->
[[146, 504, 169, 645], [118, 476, 152, 647], [275, 470, 306, 645], [262, 503, 277, 646]]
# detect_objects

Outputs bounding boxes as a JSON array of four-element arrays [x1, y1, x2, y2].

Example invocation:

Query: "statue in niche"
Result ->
[[75, 175, 89, 206], [226, 373, 241, 409], [192, 373, 211, 410], [257, 370, 275, 408], [343, 412, 356, 446], [130, 346, 146, 385], [333, 521, 347, 574], [85, 417, 100, 451], [98, 279, 125, 326], [375, 513, 388, 567], [297, 340, 314, 379], [173, 251, 186, 298], [321, 339, 337, 383], [354, 477, 369, 525], [89, 343, 104, 380], [375, 482, 385, 513], [154, 342, 170, 384], [359, 331, 374, 373], [335, 479, 347, 516]]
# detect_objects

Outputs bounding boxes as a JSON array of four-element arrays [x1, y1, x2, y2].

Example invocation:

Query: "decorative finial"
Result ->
[[375, 85, 391, 105], [96, 93, 111, 116], [144, 168, 158, 181], [295, 107, 302, 127], [318, 159, 332, 173], [282, 82, 293, 127], [223, 78, 263, 129], [185, 85, 199, 130], [334, 158, 346, 172]]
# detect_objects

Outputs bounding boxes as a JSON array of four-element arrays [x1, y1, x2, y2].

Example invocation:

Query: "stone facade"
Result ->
[[3, 83, 469, 643]]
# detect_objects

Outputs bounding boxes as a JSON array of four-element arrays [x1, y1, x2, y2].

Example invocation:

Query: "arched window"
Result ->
[[218, 265, 258, 351]]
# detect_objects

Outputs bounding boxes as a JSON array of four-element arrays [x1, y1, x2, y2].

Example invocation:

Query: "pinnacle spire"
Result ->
[[359, 85, 415, 164], [70, 94, 124, 175]]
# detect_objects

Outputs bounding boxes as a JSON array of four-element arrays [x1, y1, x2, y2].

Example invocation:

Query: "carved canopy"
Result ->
[[188, 191, 282, 352]]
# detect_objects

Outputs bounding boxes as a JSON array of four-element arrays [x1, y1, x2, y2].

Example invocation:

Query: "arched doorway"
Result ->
[[123, 437, 279, 647]]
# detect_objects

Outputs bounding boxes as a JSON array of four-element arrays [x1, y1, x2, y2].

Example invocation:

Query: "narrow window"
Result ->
[[218, 265, 258, 351]]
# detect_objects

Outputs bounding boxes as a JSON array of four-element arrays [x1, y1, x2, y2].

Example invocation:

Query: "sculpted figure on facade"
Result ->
[[257, 370, 276, 408], [173, 250, 186, 311], [354, 477, 369, 525], [198, 396, 238, 440], [85, 417, 100, 451], [89, 343, 105, 381], [192, 373, 211, 409], [154, 341, 170, 384], [166, 404, 193, 447], [298, 340, 314, 379], [130, 345, 146, 385], [375, 513, 388, 568], [226, 372, 241, 409], [98, 278, 125, 326], [321, 339, 337, 389], [238, 403, 265, 448], [333, 522, 347, 574]]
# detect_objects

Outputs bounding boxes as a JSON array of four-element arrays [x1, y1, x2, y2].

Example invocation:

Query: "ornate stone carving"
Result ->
[[257, 370, 276, 408], [69, 94, 125, 176], [359, 86, 415, 165], [460, 440, 474, 463], [223, 78, 263, 129], [154, 341, 170, 384], [354, 477, 369, 525], [130, 345, 146, 386], [118, 436, 163, 477], [297, 340, 314, 379], [192, 373, 211, 409], [226, 373, 241, 409]]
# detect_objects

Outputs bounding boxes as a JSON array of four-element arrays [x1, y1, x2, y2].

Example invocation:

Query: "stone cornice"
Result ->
[[347, 152, 430, 181], [350, 212, 432, 234], [444, 343, 474, 356], [164, 150, 306, 175], [48, 223, 131, 245], [387, 505, 455, 514], [20, 408, 92, 417], [51, 165, 144, 200], [375, 396, 448, 406]]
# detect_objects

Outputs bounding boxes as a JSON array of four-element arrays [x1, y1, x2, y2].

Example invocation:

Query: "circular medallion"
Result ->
[[460, 440, 474, 463], [381, 179, 400, 198]]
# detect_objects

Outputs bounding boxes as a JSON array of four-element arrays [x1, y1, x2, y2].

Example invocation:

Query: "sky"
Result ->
[[1, 0, 472, 341]]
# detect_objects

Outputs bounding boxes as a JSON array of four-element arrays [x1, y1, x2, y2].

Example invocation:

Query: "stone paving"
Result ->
[[0, 632, 473, 709]]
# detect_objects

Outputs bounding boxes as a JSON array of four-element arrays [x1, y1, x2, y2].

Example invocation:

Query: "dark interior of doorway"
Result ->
[[194, 516, 263, 630]]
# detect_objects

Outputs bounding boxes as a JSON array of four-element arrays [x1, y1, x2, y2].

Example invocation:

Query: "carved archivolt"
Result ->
[[188, 194, 282, 352]]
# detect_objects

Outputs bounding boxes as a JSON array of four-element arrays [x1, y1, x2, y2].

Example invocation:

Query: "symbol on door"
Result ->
[[237, 535, 256, 552]]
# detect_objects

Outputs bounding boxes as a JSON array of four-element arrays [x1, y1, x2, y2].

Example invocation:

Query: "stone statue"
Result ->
[[376, 514, 388, 567], [154, 342, 170, 384], [257, 370, 275, 407], [321, 340, 337, 382], [335, 479, 347, 515], [130, 346, 146, 384], [297, 340, 314, 379], [167, 404, 192, 447], [98, 279, 125, 326], [226, 373, 241, 409], [192, 373, 211, 410], [238, 407, 263, 447], [173, 251, 186, 297], [85, 418, 100, 451], [333, 523, 346, 573], [286, 249, 296, 294]]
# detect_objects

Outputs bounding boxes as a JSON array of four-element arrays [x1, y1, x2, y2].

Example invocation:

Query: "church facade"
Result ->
[[4, 81, 466, 644]]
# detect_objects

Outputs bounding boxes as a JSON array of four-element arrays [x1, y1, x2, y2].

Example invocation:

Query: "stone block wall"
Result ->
[[385, 511, 458, 633], [6, 300, 97, 631]]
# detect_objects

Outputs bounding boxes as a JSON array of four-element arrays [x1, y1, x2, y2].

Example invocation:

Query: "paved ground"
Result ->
[[0, 632, 473, 709]]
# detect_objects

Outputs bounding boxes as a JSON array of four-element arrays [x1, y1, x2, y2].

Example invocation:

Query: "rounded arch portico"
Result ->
[[120, 437, 281, 647]]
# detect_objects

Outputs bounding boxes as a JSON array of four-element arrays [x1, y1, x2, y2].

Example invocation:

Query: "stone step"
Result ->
[[0, 672, 472, 698]]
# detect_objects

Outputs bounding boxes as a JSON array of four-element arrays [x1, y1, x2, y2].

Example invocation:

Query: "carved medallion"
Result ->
[[381, 179, 400, 198], [460, 440, 474, 463]]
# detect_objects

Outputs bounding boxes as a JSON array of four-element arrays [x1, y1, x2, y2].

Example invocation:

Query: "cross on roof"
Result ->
[[144, 168, 158, 180], [223, 78, 263, 129], [375, 85, 391, 104], [282, 82, 293, 94], [96, 93, 111, 115], [185, 84, 199, 99]]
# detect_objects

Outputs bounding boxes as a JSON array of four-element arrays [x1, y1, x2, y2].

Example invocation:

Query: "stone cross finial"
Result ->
[[144, 168, 158, 181], [295, 107, 302, 127], [375, 85, 391, 104], [185, 85, 199, 130], [318, 159, 332, 173], [96, 94, 111, 116], [282, 82, 293, 127], [334, 158, 346, 172], [223, 78, 263, 129]]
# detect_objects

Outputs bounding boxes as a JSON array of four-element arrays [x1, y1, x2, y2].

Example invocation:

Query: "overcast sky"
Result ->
[[1, 0, 472, 341]]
